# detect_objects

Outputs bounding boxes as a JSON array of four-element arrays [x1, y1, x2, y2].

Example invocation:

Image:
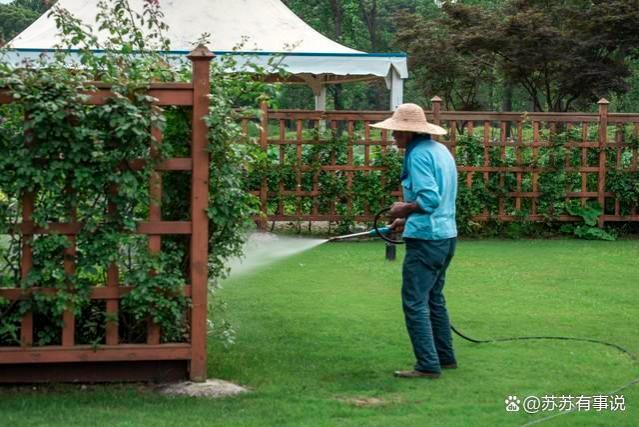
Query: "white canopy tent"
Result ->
[[8, 0, 408, 110]]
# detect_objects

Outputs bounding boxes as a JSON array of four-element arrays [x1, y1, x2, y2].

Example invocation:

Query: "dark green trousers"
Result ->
[[402, 237, 457, 373]]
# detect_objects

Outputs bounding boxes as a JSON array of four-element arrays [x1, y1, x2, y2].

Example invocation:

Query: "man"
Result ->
[[371, 103, 458, 379]]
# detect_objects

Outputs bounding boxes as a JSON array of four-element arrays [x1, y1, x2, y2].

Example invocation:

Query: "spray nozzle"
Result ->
[[369, 226, 391, 237]]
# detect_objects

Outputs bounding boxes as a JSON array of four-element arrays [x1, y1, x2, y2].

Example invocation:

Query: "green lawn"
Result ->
[[1, 239, 638, 426]]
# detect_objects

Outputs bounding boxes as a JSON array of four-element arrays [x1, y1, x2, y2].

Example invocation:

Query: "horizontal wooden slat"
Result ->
[[252, 191, 605, 200], [269, 110, 391, 121], [306, 165, 387, 172], [608, 114, 639, 123], [0, 285, 192, 301], [0, 344, 191, 364], [137, 221, 191, 234], [0, 360, 188, 383], [250, 191, 403, 198], [0, 91, 11, 104], [445, 142, 601, 148], [438, 111, 600, 122], [265, 139, 605, 148], [266, 139, 392, 146], [266, 215, 381, 222], [237, 110, 629, 124], [1, 85, 194, 106], [439, 112, 525, 121], [126, 158, 193, 171], [471, 215, 585, 222], [261, 213, 596, 223], [495, 192, 600, 198], [602, 215, 639, 221], [17, 221, 192, 235], [86, 83, 194, 106], [90, 82, 193, 90], [157, 158, 193, 171], [85, 89, 193, 106], [21, 222, 82, 234], [456, 166, 601, 173]]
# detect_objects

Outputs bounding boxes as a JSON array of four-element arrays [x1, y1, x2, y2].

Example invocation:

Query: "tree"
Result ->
[[441, 0, 639, 111], [0, 0, 52, 45], [0, 3, 40, 44], [394, 7, 496, 110], [13, 0, 52, 14]]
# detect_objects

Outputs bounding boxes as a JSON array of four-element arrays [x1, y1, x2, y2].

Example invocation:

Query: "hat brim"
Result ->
[[370, 118, 447, 136]]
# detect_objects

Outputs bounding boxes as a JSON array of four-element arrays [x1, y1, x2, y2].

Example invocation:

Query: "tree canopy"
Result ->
[[396, 0, 639, 112], [0, 0, 51, 44], [0, 3, 38, 44]]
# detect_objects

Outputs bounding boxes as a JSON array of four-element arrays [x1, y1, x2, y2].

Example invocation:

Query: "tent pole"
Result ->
[[314, 85, 327, 131], [390, 68, 404, 111], [314, 86, 327, 111]]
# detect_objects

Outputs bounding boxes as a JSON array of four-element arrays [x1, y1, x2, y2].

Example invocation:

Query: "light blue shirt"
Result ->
[[401, 136, 458, 240]]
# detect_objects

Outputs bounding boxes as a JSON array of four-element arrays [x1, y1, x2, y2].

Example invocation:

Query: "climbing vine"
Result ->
[[451, 124, 637, 239], [246, 121, 637, 240], [0, 0, 275, 347]]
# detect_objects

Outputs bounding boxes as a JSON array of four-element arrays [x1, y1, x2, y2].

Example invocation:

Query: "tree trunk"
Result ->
[[361, 0, 379, 51], [328, 0, 343, 40], [502, 82, 513, 138]]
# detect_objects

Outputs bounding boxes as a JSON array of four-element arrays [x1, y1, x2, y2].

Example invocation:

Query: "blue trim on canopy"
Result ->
[[9, 48, 407, 58]]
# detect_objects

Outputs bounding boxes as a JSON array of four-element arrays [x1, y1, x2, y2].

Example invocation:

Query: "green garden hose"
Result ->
[[450, 324, 636, 361]]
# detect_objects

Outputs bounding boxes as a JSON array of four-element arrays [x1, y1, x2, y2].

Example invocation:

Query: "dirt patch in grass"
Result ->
[[336, 395, 402, 407], [159, 379, 248, 398]]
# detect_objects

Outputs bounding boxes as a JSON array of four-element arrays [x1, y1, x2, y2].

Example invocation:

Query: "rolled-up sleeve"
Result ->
[[409, 154, 441, 214]]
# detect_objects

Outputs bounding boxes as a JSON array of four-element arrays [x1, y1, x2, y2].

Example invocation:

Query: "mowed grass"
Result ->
[[1, 239, 638, 426]]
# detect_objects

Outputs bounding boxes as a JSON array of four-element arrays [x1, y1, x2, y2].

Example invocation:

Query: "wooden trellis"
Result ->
[[0, 46, 213, 383], [246, 104, 398, 224], [245, 98, 638, 225]]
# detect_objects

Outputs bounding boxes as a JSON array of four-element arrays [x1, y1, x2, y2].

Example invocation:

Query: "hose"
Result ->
[[449, 324, 638, 426], [373, 207, 405, 245], [450, 324, 636, 361]]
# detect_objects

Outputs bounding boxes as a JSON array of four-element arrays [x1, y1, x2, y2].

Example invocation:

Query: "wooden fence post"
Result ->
[[431, 96, 442, 143], [431, 96, 442, 125], [20, 193, 34, 347], [598, 98, 609, 228], [147, 127, 163, 345], [258, 100, 269, 230], [187, 44, 214, 382], [20, 122, 34, 348]]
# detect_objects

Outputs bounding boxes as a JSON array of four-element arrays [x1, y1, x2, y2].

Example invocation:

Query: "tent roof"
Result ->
[[8, 0, 408, 81]]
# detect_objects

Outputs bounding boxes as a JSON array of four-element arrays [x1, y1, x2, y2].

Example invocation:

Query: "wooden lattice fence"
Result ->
[[0, 47, 213, 383], [244, 98, 639, 227]]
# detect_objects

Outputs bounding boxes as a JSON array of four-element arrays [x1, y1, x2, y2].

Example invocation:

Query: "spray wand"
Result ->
[[328, 207, 405, 244], [328, 226, 392, 242]]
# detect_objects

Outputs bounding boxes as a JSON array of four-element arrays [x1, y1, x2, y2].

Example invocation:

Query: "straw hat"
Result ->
[[370, 103, 447, 135]]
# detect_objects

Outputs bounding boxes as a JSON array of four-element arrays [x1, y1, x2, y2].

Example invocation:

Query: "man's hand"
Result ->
[[389, 202, 420, 219], [389, 218, 406, 233]]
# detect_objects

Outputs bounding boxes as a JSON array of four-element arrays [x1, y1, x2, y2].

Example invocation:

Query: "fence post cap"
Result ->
[[187, 44, 215, 60], [597, 98, 610, 105], [430, 96, 442, 102]]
